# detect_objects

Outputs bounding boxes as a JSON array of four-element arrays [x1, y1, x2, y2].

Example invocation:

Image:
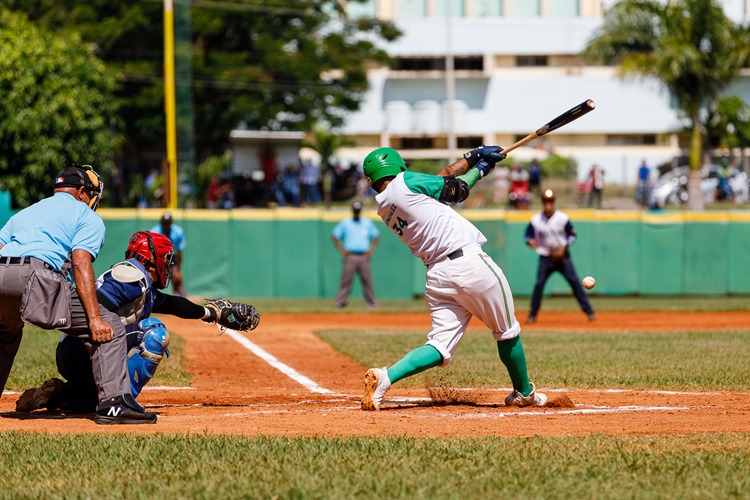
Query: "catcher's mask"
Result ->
[[55, 163, 103, 211], [125, 231, 175, 289], [363, 147, 408, 188]]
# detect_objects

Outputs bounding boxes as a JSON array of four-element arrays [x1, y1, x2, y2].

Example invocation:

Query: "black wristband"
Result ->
[[462, 149, 480, 168], [202, 306, 218, 323]]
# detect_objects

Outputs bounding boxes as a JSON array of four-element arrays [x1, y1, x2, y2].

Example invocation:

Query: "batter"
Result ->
[[360, 146, 547, 410]]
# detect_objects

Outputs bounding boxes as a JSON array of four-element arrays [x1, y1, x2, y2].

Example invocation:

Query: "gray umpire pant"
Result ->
[[0, 258, 130, 402], [334, 254, 378, 308]]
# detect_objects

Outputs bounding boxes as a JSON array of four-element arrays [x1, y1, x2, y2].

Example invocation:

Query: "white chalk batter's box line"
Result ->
[[155, 404, 698, 420]]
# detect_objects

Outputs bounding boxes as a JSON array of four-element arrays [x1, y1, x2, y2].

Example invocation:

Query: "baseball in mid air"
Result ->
[[582, 276, 596, 290]]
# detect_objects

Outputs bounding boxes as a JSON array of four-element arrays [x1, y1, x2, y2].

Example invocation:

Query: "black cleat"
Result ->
[[94, 394, 157, 425], [526, 316, 537, 324]]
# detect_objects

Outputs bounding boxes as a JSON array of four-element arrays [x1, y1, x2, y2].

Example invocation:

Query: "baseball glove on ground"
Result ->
[[203, 299, 261, 332], [549, 245, 567, 263]]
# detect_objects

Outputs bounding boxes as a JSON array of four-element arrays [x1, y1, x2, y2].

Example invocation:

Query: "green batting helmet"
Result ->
[[363, 147, 407, 185]]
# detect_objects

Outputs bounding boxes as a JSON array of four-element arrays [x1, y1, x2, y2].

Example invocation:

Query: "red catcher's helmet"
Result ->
[[125, 231, 175, 289]]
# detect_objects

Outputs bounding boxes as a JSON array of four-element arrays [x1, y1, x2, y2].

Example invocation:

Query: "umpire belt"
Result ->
[[0, 256, 53, 270]]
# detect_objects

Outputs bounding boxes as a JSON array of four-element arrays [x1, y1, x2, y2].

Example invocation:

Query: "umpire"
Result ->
[[331, 201, 380, 309], [0, 164, 156, 424], [525, 189, 595, 323]]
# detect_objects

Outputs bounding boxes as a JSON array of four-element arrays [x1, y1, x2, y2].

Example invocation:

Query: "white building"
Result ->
[[334, 0, 750, 185]]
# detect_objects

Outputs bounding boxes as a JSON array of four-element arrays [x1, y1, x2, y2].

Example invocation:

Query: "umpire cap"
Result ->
[[54, 163, 103, 210], [55, 164, 101, 192]]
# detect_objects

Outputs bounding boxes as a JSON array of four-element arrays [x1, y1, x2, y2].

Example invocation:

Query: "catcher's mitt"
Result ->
[[549, 245, 567, 263], [203, 299, 260, 332]]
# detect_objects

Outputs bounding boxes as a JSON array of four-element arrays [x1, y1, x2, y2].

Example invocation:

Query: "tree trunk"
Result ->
[[687, 114, 705, 211], [686, 169, 704, 211]]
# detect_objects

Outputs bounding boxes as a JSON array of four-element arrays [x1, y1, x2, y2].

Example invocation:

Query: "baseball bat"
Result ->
[[501, 99, 596, 156]]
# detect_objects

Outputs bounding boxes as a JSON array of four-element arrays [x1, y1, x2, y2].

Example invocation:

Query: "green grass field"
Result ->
[[318, 328, 750, 391], [2, 296, 749, 498], [0, 433, 748, 498]]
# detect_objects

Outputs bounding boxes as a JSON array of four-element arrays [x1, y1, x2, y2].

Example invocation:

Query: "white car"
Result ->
[[649, 166, 749, 208]]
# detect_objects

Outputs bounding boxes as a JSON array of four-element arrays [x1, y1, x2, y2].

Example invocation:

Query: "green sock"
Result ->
[[496, 337, 532, 396], [387, 345, 443, 384]]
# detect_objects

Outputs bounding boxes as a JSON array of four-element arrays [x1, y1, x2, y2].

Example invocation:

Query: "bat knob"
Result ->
[[586, 99, 596, 110]]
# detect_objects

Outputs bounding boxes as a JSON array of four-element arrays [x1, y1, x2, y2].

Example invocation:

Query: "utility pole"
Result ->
[[164, 0, 178, 209], [445, 11, 457, 164]]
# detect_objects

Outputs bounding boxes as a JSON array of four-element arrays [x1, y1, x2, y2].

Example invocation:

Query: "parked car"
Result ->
[[649, 165, 749, 208]]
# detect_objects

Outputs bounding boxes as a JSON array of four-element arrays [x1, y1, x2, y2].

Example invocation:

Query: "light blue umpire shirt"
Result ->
[[331, 217, 380, 254], [149, 223, 186, 252], [0, 191, 106, 272]]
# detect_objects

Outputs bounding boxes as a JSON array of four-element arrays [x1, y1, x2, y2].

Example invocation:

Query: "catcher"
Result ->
[[524, 189, 595, 323], [16, 231, 260, 414]]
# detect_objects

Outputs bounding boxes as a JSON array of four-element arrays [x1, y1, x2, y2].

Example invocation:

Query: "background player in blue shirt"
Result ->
[[150, 212, 187, 297], [331, 201, 380, 309]]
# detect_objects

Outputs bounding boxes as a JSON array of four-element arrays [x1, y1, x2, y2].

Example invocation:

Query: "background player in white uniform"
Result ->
[[525, 189, 595, 323], [360, 147, 547, 410]]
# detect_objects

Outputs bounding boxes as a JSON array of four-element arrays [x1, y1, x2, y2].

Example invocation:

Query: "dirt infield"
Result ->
[[2, 311, 749, 436]]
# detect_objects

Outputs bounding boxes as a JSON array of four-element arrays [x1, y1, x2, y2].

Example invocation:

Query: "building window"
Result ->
[[435, 0, 464, 17], [607, 135, 657, 145], [513, 0, 540, 16], [516, 55, 548, 67], [454, 56, 483, 70], [394, 58, 445, 71], [549, 0, 579, 17], [457, 137, 483, 148], [393, 56, 483, 71], [400, 137, 435, 149], [475, 0, 502, 16], [396, 0, 427, 19], [346, 0, 377, 18]]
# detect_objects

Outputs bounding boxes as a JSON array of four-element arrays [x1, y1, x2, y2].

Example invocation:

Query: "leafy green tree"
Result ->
[[3, 0, 400, 196], [302, 128, 356, 206], [706, 96, 750, 148], [584, 0, 750, 209], [0, 9, 122, 207]]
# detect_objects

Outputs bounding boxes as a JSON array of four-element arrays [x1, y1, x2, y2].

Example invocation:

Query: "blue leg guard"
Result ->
[[127, 319, 170, 398]]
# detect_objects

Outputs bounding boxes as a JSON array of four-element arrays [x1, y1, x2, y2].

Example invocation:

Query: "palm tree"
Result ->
[[584, 0, 750, 209], [302, 128, 356, 207]]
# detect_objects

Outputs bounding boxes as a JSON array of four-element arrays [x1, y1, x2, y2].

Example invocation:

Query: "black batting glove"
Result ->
[[475, 159, 494, 178], [463, 145, 507, 167]]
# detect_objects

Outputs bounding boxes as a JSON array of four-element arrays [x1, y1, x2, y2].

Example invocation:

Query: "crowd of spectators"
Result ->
[[200, 159, 374, 209]]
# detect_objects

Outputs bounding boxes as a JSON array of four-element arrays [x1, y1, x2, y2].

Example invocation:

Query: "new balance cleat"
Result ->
[[361, 367, 391, 411], [94, 394, 157, 424], [505, 382, 547, 407]]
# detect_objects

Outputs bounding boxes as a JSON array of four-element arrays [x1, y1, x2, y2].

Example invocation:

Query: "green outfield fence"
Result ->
[[1, 206, 747, 298], [75, 208, 747, 299]]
